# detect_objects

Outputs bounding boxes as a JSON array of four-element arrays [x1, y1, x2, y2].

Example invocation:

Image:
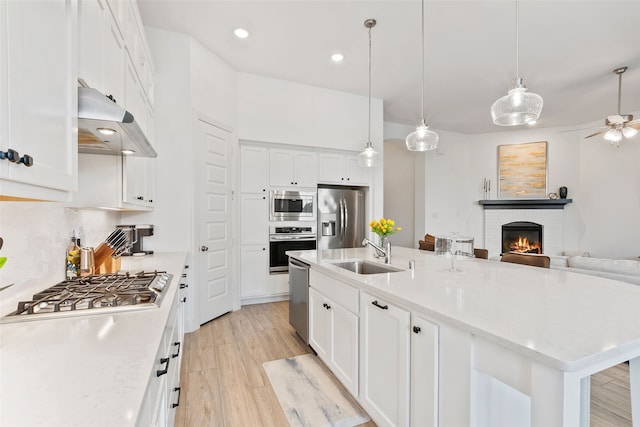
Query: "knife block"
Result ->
[[96, 256, 121, 274]]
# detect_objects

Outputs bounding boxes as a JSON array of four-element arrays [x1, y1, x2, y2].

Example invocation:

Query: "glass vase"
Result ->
[[374, 235, 388, 258]]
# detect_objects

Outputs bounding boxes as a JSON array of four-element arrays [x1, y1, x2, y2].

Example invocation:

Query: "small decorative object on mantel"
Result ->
[[498, 141, 547, 199], [548, 192, 559, 200], [559, 186, 568, 199], [482, 178, 491, 199]]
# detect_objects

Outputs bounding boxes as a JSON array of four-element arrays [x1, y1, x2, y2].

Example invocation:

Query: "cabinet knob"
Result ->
[[18, 154, 34, 167], [0, 149, 19, 163], [413, 326, 421, 334], [294, 182, 298, 185], [341, 177, 344, 181], [262, 189, 266, 192], [291, 181, 294, 185], [200, 245, 209, 252], [262, 247, 266, 251]]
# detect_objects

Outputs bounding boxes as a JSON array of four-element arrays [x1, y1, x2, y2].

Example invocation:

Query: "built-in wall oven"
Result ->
[[269, 226, 316, 273], [270, 191, 316, 222]]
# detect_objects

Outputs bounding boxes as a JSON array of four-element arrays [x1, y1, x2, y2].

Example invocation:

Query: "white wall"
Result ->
[[386, 114, 640, 259], [0, 203, 120, 316]]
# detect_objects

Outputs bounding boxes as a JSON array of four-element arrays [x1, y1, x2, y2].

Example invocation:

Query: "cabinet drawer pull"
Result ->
[[0, 149, 19, 163], [171, 387, 181, 409], [413, 326, 421, 334], [371, 300, 388, 310], [180, 283, 188, 289], [181, 297, 187, 303], [172, 341, 181, 358], [18, 154, 34, 167], [156, 357, 170, 377]]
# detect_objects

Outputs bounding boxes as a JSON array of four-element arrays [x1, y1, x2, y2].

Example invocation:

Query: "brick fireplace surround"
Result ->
[[480, 199, 572, 258]]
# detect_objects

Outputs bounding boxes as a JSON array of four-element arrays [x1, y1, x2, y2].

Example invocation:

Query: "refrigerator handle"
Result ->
[[339, 197, 345, 241], [343, 197, 349, 241]]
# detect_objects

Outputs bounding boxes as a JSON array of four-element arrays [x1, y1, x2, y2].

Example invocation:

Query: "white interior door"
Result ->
[[195, 117, 234, 324]]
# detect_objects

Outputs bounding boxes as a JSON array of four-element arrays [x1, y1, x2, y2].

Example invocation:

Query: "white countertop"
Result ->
[[288, 247, 640, 372], [0, 252, 187, 427]]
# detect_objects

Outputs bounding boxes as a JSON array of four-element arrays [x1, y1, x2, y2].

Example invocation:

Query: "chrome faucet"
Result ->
[[362, 238, 391, 264]]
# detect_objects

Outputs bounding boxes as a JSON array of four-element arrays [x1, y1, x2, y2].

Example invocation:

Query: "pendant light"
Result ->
[[405, 0, 439, 152], [357, 19, 381, 168], [490, 0, 543, 126]]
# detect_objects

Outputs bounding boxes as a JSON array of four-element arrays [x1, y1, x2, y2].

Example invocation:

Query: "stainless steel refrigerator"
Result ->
[[317, 186, 366, 249]]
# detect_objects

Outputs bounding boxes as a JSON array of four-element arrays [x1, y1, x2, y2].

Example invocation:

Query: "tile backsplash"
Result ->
[[0, 202, 121, 315]]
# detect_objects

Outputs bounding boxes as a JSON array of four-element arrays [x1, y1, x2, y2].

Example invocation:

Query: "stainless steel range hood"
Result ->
[[78, 87, 157, 158]]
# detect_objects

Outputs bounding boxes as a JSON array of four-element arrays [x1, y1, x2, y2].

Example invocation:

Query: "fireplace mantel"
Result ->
[[479, 199, 572, 210]]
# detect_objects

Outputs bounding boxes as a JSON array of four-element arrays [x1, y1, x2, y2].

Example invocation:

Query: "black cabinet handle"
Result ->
[[106, 94, 117, 104], [136, 196, 144, 200], [156, 357, 170, 377], [171, 387, 181, 409], [372, 300, 388, 310], [18, 154, 34, 167], [0, 149, 19, 163], [181, 297, 187, 303], [182, 273, 187, 278], [172, 341, 181, 358], [180, 283, 188, 289], [413, 326, 421, 334]]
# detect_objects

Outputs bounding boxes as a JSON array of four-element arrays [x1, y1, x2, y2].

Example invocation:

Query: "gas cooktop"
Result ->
[[1, 271, 172, 323]]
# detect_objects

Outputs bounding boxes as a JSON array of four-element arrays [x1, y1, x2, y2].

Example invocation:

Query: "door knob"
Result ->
[[200, 246, 209, 252]]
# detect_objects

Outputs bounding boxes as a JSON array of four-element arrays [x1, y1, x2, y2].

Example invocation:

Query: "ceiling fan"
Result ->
[[585, 66, 640, 146]]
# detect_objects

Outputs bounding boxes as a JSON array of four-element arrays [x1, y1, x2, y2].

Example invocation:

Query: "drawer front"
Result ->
[[310, 269, 358, 315]]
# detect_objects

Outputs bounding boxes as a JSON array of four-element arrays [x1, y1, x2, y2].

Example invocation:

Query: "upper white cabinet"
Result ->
[[269, 148, 317, 188], [240, 145, 268, 193], [0, 0, 77, 201], [360, 291, 411, 427], [79, 0, 124, 105], [318, 152, 370, 185]]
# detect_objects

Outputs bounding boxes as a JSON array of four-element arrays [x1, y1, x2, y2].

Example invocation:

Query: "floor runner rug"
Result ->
[[263, 354, 370, 427]]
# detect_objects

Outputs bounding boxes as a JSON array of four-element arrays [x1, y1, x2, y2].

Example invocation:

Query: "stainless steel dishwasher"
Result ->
[[288, 258, 310, 343]]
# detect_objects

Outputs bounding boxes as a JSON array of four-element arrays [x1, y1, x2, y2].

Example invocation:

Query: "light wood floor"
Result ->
[[174, 301, 631, 427]]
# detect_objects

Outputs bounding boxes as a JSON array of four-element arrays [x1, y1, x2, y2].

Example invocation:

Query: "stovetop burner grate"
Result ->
[[3, 271, 172, 323]]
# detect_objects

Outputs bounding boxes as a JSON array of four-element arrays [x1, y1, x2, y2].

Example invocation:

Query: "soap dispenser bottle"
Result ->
[[66, 232, 81, 280]]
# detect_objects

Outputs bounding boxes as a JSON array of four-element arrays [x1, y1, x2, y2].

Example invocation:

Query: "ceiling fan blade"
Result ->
[[584, 129, 607, 139], [558, 126, 600, 133]]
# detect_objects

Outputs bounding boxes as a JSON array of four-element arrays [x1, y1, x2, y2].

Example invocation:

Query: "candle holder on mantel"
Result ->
[[435, 233, 475, 272]]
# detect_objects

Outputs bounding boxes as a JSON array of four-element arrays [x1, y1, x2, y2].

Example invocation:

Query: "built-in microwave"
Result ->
[[270, 190, 316, 221]]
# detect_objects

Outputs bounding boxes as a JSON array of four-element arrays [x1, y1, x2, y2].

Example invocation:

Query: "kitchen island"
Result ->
[[288, 246, 640, 427], [0, 252, 188, 427]]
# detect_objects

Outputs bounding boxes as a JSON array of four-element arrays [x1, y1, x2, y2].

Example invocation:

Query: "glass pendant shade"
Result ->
[[406, 120, 439, 151], [604, 128, 622, 143], [622, 127, 638, 139], [357, 142, 381, 167], [491, 83, 543, 126]]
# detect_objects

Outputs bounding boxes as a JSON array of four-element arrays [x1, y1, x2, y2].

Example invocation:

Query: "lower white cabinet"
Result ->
[[240, 245, 268, 298], [137, 271, 186, 427], [410, 315, 439, 427], [360, 291, 411, 427], [308, 286, 359, 396]]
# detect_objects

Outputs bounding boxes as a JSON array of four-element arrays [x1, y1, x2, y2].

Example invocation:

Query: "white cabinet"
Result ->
[[360, 291, 411, 427], [123, 156, 155, 207], [79, 0, 124, 104], [240, 194, 268, 245], [137, 270, 186, 427], [240, 145, 268, 193], [269, 148, 317, 188], [410, 315, 439, 427], [240, 245, 268, 298], [0, 0, 77, 201], [318, 152, 370, 185], [308, 271, 359, 396]]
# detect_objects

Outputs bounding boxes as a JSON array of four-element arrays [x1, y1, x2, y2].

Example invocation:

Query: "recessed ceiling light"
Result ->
[[234, 28, 249, 39], [331, 53, 344, 62], [97, 127, 116, 135]]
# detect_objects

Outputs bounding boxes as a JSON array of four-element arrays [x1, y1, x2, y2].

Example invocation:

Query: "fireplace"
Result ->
[[502, 221, 543, 254]]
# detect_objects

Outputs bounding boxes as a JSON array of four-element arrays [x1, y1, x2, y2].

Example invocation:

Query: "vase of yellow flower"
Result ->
[[369, 217, 401, 258]]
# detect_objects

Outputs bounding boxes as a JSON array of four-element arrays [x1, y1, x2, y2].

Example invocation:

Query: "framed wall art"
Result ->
[[498, 141, 547, 198]]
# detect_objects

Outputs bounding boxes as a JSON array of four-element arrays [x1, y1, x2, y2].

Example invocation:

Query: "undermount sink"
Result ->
[[330, 260, 404, 275]]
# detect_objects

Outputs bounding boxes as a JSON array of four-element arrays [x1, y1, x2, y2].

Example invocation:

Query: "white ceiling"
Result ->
[[137, 0, 640, 135]]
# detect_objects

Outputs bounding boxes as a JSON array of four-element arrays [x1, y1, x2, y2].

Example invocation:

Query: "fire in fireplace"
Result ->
[[502, 221, 543, 254]]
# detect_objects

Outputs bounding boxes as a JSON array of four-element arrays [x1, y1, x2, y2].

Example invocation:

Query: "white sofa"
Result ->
[[548, 255, 640, 286]]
